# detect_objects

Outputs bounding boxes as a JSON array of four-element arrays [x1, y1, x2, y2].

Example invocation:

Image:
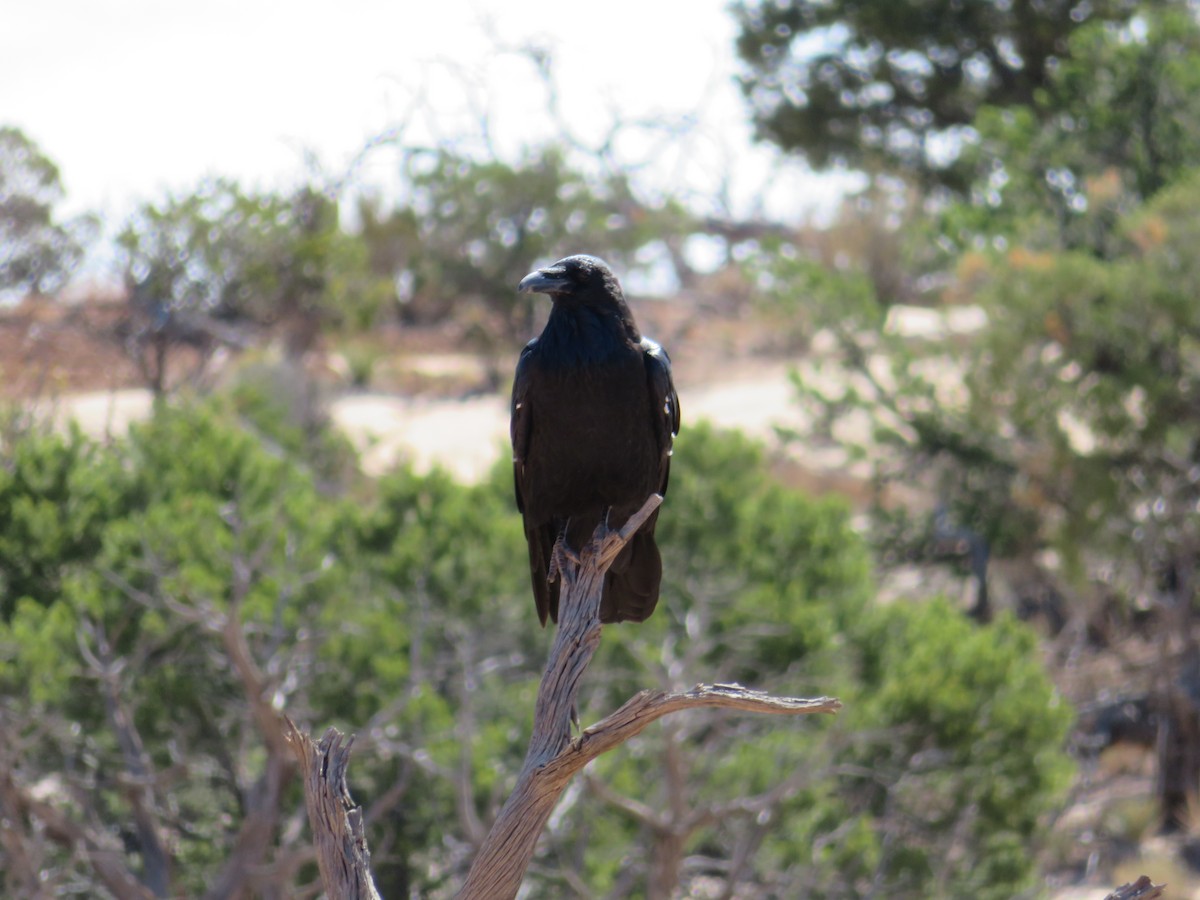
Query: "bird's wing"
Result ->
[[510, 339, 537, 513], [511, 339, 557, 626], [641, 337, 680, 496]]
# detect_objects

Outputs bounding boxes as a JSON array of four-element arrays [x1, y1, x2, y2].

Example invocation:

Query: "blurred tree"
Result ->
[[112, 148, 697, 394], [223, 357, 358, 488], [773, 161, 1200, 832], [116, 180, 390, 392], [381, 145, 695, 343], [0, 125, 90, 296], [957, 5, 1200, 253], [325, 463, 539, 895], [743, 7, 1200, 842], [0, 423, 134, 620], [0, 402, 350, 896], [965, 175, 1200, 827], [841, 600, 1073, 898], [732, 0, 1146, 191], [0, 399, 543, 897]]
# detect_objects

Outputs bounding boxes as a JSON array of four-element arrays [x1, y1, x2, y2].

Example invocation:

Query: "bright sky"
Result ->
[[3, 1, 850, 280]]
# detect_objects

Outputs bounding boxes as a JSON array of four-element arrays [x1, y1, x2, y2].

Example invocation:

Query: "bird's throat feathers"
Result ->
[[540, 301, 641, 367]]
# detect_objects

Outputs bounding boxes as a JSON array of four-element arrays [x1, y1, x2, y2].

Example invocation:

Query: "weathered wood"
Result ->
[[285, 722, 382, 900], [1103, 875, 1166, 900], [455, 495, 840, 899]]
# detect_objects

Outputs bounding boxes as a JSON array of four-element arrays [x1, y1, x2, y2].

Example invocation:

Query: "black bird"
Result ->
[[511, 255, 679, 626]]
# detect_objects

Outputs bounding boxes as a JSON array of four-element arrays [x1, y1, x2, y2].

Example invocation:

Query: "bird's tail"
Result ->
[[600, 525, 662, 624]]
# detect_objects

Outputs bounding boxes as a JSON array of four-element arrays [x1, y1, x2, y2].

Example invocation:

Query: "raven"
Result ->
[[511, 255, 679, 626]]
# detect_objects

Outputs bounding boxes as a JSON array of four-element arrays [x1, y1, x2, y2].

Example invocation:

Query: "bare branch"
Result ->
[[0, 766, 156, 900], [285, 721, 383, 900], [572, 684, 840, 769], [584, 774, 664, 829], [77, 619, 172, 897], [455, 494, 839, 899], [1104, 876, 1166, 900], [0, 767, 50, 900], [449, 636, 489, 847], [200, 526, 295, 899]]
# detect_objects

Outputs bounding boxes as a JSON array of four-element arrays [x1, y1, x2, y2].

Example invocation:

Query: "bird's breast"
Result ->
[[522, 349, 659, 522]]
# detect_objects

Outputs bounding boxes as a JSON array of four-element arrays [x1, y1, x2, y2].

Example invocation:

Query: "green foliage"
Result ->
[[0, 125, 90, 295], [949, 171, 1200, 588], [111, 145, 698, 362], [0, 403, 349, 893], [960, 5, 1200, 251], [0, 406, 1072, 897], [732, 0, 1145, 190], [747, 239, 884, 349], [665, 601, 1072, 899], [386, 145, 694, 340], [309, 460, 545, 895], [325, 463, 533, 719], [0, 423, 135, 618], [585, 423, 873, 696], [853, 601, 1074, 835], [755, 7, 1200, 591], [661, 424, 873, 678], [553, 426, 1069, 898], [746, 2, 1200, 849], [117, 179, 389, 336]]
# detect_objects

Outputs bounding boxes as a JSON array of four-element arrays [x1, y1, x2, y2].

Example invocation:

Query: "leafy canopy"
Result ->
[[733, 0, 1144, 190]]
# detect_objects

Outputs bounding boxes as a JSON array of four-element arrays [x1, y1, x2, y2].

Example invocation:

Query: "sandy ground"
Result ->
[[29, 304, 989, 488]]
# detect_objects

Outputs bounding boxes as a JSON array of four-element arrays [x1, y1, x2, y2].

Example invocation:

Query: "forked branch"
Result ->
[[455, 495, 840, 899]]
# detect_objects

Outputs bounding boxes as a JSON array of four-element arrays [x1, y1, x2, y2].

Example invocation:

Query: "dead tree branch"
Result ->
[[1104, 876, 1166, 900], [285, 722, 382, 900], [455, 494, 840, 899], [76, 619, 172, 896]]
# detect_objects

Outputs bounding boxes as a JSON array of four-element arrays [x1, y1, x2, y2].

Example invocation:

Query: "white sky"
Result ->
[[2, 1, 851, 281]]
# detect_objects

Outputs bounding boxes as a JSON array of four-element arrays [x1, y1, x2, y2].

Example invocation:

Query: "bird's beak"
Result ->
[[518, 266, 571, 295]]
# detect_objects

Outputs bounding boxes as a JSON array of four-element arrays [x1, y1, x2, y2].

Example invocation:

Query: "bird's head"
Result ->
[[517, 255, 623, 306]]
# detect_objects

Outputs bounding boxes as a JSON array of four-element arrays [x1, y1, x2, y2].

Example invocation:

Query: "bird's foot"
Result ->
[[547, 528, 563, 584], [547, 528, 580, 585], [548, 525, 581, 586]]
